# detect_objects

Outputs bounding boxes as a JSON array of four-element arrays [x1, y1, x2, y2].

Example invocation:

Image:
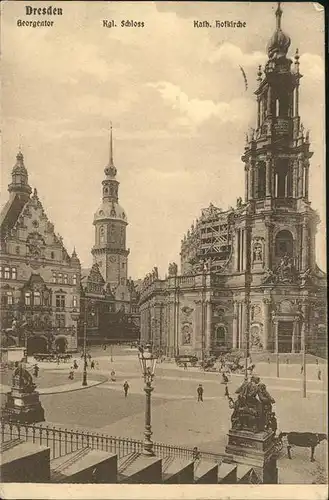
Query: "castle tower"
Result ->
[[241, 2, 319, 275], [8, 150, 32, 199], [92, 126, 129, 288]]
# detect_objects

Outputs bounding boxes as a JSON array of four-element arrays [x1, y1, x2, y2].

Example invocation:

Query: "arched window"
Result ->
[[73, 296, 77, 308], [33, 291, 41, 306], [25, 292, 31, 306], [275, 230, 293, 257], [100, 226, 105, 244], [257, 162, 266, 198], [11, 267, 17, 280], [64, 274, 68, 284], [275, 159, 292, 198], [58, 273, 63, 284], [72, 274, 77, 286], [215, 325, 226, 346]]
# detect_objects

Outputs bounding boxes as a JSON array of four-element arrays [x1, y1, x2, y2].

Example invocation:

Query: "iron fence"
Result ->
[[0, 420, 230, 464]]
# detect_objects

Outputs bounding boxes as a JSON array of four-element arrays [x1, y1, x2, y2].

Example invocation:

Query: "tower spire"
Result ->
[[109, 122, 114, 166], [275, 2, 282, 30]]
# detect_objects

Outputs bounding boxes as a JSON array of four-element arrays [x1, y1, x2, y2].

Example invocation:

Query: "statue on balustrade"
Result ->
[[168, 262, 178, 276], [229, 376, 276, 433], [263, 254, 297, 285]]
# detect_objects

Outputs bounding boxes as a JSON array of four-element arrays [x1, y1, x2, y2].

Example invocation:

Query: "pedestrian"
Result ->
[[317, 369, 321, 380], [192, 447, 200, 460], [267, 357, 270, 364], [57, 355, 60, 365], [315, 358, 319, 366], [123, 381, 129, 397], [224, 385, 229, 398], [111, 370, 116, 382], [88, 353, 92, 362], [300, 365, 303, 374], [68, 369, 74, 380], [33, 364, 39, 377], [73, 360, 78, 370], [103, 344, 107, 351], [197, 384, 204, 402], [91, 360, 95, 369], [184, 362, 188, 370]]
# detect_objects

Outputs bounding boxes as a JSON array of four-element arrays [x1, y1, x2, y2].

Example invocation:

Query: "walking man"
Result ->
[[123, 381, 129, 397], [300, 365, 304, 374], [318, 369, 322, 381], [33, 364, 39, 378], [224, 385, 229, 398], [197, 384, 204, 402], [90, 360, 95, 369]]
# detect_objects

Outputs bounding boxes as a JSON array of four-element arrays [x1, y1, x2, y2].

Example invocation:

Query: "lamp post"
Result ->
[[138, 344, 157, 456], [82, 298, 95, 387]]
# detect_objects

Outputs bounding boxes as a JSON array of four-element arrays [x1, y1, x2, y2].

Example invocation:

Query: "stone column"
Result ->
[[249, 165, 254, 200], [243, 229, 248, 271], [262, 299, 270, 351], [264, 222, 271, 269], [232, 301, 238, 349], [301, 221, 309, 270], [292, 160, 298, 198], [265, 156, 272, 197], [274, 319, 279, 353], [298, 159, 303, 198], [291, 319, 297, 353], [234, 230, 239, 271], [304, 161, 309, 199], [205, 301, 212, 355], [244, 165, 249, 201]]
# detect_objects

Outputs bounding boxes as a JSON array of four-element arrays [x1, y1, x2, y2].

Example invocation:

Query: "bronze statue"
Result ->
[[229, 375, 276, 433], [12, 362, 36, 393]]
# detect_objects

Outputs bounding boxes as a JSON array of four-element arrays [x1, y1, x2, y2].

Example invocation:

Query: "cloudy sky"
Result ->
[[1, 1, 325, 278]]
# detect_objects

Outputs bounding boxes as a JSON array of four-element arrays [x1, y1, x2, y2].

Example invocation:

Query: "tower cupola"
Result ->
[[8, 150, 32, 197], [266, 2, 291, 60]]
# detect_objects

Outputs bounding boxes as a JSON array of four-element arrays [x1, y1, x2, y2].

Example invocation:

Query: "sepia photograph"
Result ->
[[0, 0, 327, 497]]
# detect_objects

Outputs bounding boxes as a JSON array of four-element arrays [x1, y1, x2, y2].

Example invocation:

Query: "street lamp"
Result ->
[[138, 344, 158, 456], [82, 299, 95, 387]]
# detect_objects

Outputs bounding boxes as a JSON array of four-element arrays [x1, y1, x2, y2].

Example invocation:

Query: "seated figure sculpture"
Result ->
[[230, 375, 276, 433], [12, 361, 36, 393]]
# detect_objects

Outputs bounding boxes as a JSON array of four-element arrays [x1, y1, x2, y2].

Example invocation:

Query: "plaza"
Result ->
[[1, 345, 326, 484]]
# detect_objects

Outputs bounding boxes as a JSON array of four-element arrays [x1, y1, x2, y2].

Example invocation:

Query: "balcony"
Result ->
[[273, 118, 290, 136], [274, 198, 296, 210]]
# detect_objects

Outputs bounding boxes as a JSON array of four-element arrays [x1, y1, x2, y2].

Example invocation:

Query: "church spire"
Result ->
[[109, 122, 114, 166], [275, 2, 282, 30], [8, 148, 32, 197]]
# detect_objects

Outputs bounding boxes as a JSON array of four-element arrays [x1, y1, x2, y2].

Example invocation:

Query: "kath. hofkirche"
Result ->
[[139, 4, 327, 359]]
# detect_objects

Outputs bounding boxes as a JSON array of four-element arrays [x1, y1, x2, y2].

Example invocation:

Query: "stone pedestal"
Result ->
[[225, 429, 278, 484], [2, 386, 45, 424]]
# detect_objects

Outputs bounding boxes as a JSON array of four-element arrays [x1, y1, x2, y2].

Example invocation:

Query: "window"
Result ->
[[275, 230, 293, 257], [122, 262, 125, 269], [16, 246, 20, 255], [100, 226, 105, 244], [257, 163, 266, 198], [4, 267, 10, 279], [64, 274, 68, 284], [215, 325, 226, 346], [73, 296, 77, 308], [11, 267, 17, 280], [58, 273, 63, 284], [56, 294, 65, 309], [51, 251, 55, 259], [7, 291, 13, 306], [0, 266, 2, 278], [33, 291, 41, 306], [52, 272, 57, 283], [25, 292, 31, 306], [73, 274, 77, 285], [55, 314, 65, 328]]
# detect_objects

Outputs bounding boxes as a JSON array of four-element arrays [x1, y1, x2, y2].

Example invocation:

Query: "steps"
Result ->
[[0, 438, 258, 484], [50, 447, 117, 483]]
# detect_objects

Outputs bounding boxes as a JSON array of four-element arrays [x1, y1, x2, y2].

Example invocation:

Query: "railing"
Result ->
[[0, 420, 230, 464]]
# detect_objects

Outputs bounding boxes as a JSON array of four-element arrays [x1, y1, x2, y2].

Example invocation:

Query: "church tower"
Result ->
[[241, 2, 319, 275], [92, 126, 129, 288]]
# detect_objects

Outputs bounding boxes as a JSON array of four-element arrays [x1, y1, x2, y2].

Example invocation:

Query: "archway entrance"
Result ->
[[278, 321, 294, 353], [27, 335, 48, 355], [54, 336, 68, 353]]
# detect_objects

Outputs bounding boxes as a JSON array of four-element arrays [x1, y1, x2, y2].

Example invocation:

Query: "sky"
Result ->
[[1, 1, 326, 279]]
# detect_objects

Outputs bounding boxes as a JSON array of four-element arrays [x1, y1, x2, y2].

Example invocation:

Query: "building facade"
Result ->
[[79, 128, 140, 345], [139, 5, 327, 359], [0, 151, 81, 353]]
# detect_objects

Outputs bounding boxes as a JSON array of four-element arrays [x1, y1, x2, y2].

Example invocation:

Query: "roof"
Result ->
[[0, 193, 29, 238]]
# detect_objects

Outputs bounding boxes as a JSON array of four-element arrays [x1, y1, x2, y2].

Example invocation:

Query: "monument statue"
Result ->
[[229, 375, 276, 433]]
